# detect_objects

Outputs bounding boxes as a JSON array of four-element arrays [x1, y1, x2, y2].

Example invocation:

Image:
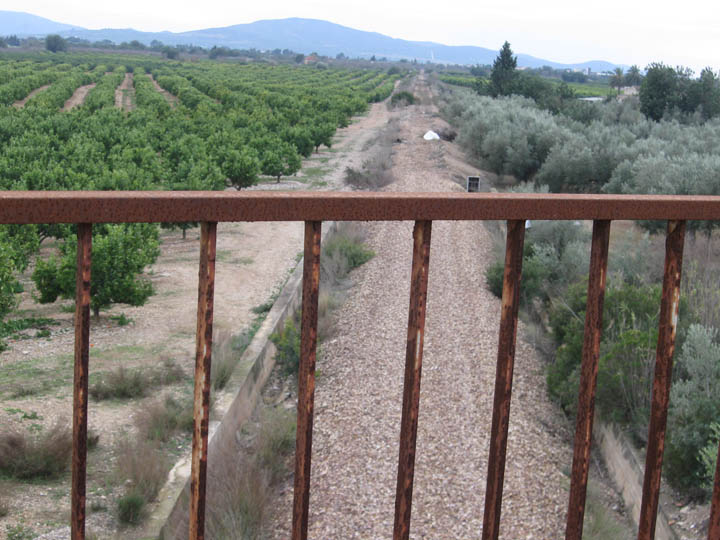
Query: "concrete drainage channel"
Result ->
[[594, 421, 679, 540], [142, 221, 338, 540]]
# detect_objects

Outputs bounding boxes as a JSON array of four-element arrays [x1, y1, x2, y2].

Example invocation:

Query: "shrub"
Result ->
[[117, 491, 146, 525], [0, 420, 72, 479], [390, 91, 415, 106], [323, 236, 374, 274], [700, 422, 720, 494], [547, 280, 663, 428], [665, 325, 720, 497], [270, 317, 301, 377]]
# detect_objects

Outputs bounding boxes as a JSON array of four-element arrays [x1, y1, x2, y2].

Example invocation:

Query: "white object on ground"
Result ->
[[423, 130, 440, 140]]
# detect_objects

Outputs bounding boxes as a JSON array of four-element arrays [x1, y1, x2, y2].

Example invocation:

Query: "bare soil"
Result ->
[[12, 85, 51, 108], [115, 73, 135, 111], [62, 84, 96, 111], [149, 74, 178, 107]]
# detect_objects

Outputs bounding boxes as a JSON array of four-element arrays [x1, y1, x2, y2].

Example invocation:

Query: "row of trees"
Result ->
[[479, 41, 720, 123], [0, 55, 401, 329]]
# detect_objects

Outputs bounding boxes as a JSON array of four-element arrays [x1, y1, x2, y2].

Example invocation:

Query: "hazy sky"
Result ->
[[4, 0, 717, 72]]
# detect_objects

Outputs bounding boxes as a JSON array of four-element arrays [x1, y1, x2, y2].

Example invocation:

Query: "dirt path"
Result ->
[[149, 74, 178, 107], [269, 74, 574, 539], [13, 84, 51, 108], [62, 83, 96, 111], [0, 84, 399, 540], [115, 72, 135, 111]]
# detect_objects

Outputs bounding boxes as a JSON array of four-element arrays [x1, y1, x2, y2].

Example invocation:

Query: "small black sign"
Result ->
[[467, 176, 480, 192]]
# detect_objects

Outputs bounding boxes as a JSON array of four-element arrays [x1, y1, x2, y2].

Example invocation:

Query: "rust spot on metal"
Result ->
[[189, 222, 217, 540], [0, 191, 719, 224], [292, 221, 322, 540], [394, 220, 432, 540], [565, 220, 611, 540], [482, 219, 525, 540], [638, 220, 686, 540], [71, 224, 92, 540]]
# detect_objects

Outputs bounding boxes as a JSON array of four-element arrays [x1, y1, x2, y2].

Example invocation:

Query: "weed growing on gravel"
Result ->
[[323, 235, 374, 275], [5, 524, 36, 540], [110, 313, 132, 326], [89, 358, 184, 400], [0, 420, 72, 479]]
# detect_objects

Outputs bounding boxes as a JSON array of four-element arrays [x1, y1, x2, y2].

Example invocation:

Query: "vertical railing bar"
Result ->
[[481, 219, 525, 540], [189, 221, 217, 540], [565, 220, 611, 540], [71, 223, 92, 540], [708, 441, 720, 539], [638, 219, 686, 540], [292, 220, 322, 540], [393, 220, 433, 540]]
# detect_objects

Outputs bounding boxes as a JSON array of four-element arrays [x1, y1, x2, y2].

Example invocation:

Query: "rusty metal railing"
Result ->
[[1, 191, 720, 540]]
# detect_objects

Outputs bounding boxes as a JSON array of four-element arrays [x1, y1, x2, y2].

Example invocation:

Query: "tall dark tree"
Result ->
[[639, 63, 679, 120], [698, 68, 720, 119], [489, 41, 518, 97], [45, 34, 67, 53]]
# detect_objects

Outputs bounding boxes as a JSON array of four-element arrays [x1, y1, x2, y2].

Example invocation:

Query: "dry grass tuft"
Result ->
[[114, 437, 169, 524], [0, 420, 72, 479], [345, 119, 399, 190], [206, 406, 296, 539], [211, 331, 242, 391], [90, 358, 184, 401], [134, 393, 194, 442]]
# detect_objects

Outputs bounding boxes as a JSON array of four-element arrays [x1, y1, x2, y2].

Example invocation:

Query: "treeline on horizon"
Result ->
[[1, 33, 428, 66], [441, 42, 720, 501]]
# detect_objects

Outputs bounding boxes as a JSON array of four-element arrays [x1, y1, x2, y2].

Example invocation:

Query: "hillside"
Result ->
[[0, 11, 619, 70]]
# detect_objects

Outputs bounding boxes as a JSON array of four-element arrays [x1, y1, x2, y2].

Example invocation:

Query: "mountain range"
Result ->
[[0, 11, 620, 71]]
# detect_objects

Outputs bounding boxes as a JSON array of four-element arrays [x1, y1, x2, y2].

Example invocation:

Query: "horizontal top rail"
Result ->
[[0, 191, 720, 224]]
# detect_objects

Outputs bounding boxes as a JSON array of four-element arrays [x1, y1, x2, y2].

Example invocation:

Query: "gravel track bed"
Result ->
[[270, 78, 572, 539]]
